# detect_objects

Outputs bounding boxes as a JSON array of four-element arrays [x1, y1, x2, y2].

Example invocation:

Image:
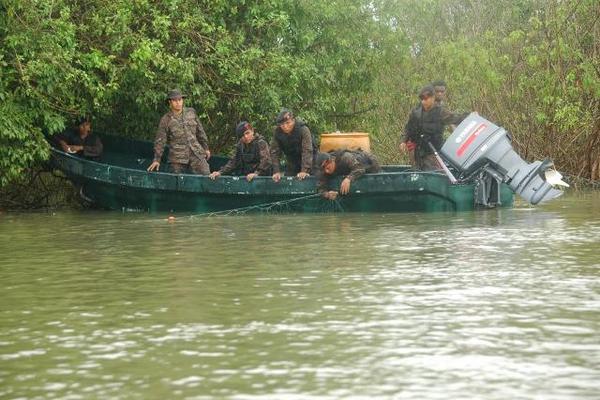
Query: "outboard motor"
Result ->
[[441, 113, 568, 205]]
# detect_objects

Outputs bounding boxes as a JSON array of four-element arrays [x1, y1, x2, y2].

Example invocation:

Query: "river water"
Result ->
[[1, 192, 599, 399]]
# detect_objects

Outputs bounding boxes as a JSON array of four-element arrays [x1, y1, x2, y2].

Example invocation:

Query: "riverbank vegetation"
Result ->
[[1, 0, 598, 208]]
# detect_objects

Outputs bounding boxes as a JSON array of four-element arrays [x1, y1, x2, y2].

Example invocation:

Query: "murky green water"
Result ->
[[1, 192, 599, 399]]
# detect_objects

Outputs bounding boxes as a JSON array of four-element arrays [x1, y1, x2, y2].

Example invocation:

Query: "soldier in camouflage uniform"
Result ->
[[400, 85, 468, 171], [270, 109, 318, 182], [209, 121, 272, 182], [315, 149, 381, 200], [147, 89, 211, 174]]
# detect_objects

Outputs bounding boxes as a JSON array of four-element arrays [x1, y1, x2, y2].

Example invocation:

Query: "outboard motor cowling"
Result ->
[[441, 113, 568, 205]]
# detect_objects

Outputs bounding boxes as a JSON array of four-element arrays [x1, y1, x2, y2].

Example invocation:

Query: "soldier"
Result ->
[[147, 89, 211, 174], [209, 121, 272, 181], [55, 116, 103, 161], [315, 149, 381, 200], [400, 85, 468, 171], [270, 109, 318, 182], [432, 79, 447, 105]]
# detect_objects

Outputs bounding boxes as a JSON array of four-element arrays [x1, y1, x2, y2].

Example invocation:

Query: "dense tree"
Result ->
[[368, 0, 599, 180], [0, 0, 598, 195]]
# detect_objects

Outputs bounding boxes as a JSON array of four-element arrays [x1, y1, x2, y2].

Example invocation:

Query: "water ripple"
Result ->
[[0, 202, 599, 399]]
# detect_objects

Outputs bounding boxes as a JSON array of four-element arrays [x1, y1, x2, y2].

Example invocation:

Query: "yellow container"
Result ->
[[319, 132, 370, 153]]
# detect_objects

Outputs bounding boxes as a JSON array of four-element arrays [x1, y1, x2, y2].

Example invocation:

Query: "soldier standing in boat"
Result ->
[[270, 109, 318, 182], [400, 85, 468, 171], [209, 121, 272, 181], [315, 150, 381, 200], [147, 89, 211, 174]]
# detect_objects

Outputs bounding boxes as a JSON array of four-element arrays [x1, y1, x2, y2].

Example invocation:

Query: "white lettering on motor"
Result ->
[[455, 120, 477, 144]]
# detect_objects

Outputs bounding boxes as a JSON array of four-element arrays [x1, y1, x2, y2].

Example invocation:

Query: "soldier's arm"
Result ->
[[256, 140, 272, 175], [343, 153, 366, 182], [300, 127, 314, 173], [218, 143, 240, 175], [153, 116, 169, 162], [194, 114, 209, 150], [53, 132, 71, 151], [270, 134, 282, 174], [440, 106, 468, 126], [219, 154, 237, 175], [404, 111, 418, 142]]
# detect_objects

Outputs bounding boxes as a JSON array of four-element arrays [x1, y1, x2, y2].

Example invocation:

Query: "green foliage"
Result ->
[[368, 0, 599, 174], [0, 90, 50, 187], [0, 0, 598, 191]]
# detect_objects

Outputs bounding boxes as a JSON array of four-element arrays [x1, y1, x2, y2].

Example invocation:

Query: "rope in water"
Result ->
[[190, 192, 329, 217]]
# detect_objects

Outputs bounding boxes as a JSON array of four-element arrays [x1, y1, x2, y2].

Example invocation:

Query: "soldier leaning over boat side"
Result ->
[[400, 85, 468, 171], [209, 121, 272, 182], [147, 89, 211, 175], [270, 109, 318, 182], [315, 149, 381, 200]]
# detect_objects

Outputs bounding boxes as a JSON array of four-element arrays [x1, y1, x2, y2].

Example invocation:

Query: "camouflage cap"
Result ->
[[275, 109, 294, 124], [235, 121, 252, 137], [166, 89, 186, 100], [419, 85, 435, 99], [315, 152, 333, 167]]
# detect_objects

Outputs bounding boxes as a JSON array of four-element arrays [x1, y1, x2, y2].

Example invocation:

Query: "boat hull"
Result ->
[[49, 135, 514, 213]]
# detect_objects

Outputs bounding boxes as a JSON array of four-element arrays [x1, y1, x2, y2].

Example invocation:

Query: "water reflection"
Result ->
[[0, 193, 599, 398]]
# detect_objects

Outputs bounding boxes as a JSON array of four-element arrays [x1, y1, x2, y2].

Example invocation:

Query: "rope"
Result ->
[[190, 193, 328, 217]]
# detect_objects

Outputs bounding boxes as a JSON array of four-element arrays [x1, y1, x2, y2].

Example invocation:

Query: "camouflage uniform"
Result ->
[[270, 119, 317, 175], [153, 107, 210, 174], [317, 149, 381, 193], [219, 134, 272, 176], [403, 104, 467, 171]]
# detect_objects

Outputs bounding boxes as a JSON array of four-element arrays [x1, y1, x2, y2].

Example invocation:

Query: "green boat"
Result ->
[[49, 133, 515, 213]]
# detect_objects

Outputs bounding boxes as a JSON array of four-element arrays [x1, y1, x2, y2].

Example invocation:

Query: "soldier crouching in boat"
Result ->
[[315, 149, 381, 200], [147, 89, 211, 174], [209, 121, 272, 181]]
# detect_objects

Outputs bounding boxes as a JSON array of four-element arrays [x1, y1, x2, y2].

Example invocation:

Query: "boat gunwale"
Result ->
[[50, 147, 472, 198]]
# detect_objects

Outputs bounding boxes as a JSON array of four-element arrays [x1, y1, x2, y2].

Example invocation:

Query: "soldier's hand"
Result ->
[[272, 172, 281, 182], [323, 191, 338, 200], [209, 171, 220, 180], [205, 150, 211, 160], [147, 161, 160, 172], [340, 177, 352, 195], [246, 172, 257, 182], [399, 142, 408, 152], [297, 171, 309, 180]]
